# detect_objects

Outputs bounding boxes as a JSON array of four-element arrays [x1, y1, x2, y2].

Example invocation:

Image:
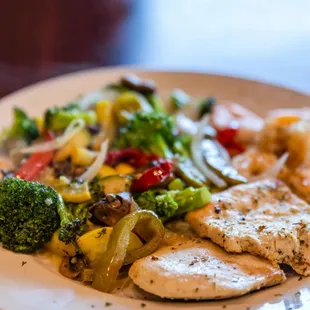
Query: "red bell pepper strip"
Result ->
[[105, 148, 159, 168], [131, 159, 173, 192], [217, 128, 245, 157], [15, 130, 55, 181], [225, 142, 245, 157]]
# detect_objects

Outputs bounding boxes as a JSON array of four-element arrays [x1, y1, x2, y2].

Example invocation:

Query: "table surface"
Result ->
[[1, 0, 310, 98]]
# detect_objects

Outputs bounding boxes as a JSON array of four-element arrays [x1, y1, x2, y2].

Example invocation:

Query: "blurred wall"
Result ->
[[0, 0, 132, 96]]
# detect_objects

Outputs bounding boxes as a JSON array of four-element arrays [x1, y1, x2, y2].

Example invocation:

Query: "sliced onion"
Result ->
[[19, 119, 85, 154], [176, 113, 198, 135], [80, 140, 109, 182], [78, 88, 120, 110], [215, 140, 231, 163], [252, 152, 289, 181], [20, 119, 85, 154], [191, 115, 227, 188], [177, 113, 231, 163]]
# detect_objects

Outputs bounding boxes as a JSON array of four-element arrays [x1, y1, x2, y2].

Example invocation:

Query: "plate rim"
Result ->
[[1, 65, 310, 105]]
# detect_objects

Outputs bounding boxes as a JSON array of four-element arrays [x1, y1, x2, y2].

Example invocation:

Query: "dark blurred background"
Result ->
[[0, 0, 309, 98]]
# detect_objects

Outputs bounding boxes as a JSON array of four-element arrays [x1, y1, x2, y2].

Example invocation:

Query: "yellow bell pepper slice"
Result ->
[[98, 164, 117, 178], [71, 146, 96, 166], [68, 129, 92, 148], [96, 100, 112, 128], [115, 163, 135, 175], [55, 144, 73, 162]]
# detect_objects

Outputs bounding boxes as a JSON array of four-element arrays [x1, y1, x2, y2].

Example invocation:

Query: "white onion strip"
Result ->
[[80, 140, 109, 182], [20, 119, 85, 154], [191, 115, 227, 188], [176, 113, 198, 135], [215, 140, 231, 163], [251, 152, 289, 181]]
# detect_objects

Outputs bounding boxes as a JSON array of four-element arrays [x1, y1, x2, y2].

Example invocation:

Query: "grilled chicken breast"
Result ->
[[129, 239, 285, 300], [186, 179, 310, 275]]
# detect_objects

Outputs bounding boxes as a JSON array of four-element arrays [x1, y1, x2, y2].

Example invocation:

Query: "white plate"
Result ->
[[0, 68, 310, 310]]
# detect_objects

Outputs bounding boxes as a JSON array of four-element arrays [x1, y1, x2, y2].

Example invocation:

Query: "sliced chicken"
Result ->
[[129, 239, 285, 300], [268, 108, 310, 122], [186, 179, 310, 276]]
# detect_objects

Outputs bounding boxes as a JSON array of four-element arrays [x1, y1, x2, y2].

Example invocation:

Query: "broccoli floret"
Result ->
[[88, 176, 106, 203], [135, 190, 178, 220], [1, 107, 39, 149], [0, 178, 60, 253], [171, 187, 211, 216], [44, 103, 97, 131], [135, 186, 210, 222], [116, 111, 189, 158], [172, 134, 191, 158], [57, 198, 89, 245]]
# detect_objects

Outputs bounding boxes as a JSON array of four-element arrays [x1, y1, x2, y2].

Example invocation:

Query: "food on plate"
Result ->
[[0, 73, 309, 302], [267, 107, 310, 121], [187, 179, 310, 275], [210, 101, 264, 146], [129, 238, 285, 300], [0, 177, 60, 253], [285, 163, 310, 204], [232, 148, 281, 179]]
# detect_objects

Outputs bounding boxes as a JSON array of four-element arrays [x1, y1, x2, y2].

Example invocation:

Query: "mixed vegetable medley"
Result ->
[[1, 73, 302, 296]]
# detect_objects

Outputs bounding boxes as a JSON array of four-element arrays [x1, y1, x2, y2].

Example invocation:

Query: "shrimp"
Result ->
[[210, 102, 264, 145], [268, 108, 310, 122], [257, 118, 310, 167], [284, 163, 310, 204], [231, 148, 287, 180]]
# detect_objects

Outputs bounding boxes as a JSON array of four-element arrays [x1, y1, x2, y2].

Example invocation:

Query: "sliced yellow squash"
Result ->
[[77, 227, 142, 266], [45, 230, 77, 257], [98, 164, 117, 178], [60, 182, 91, 203], [71, 146, 96, 166], [115, 163, 135, 175]]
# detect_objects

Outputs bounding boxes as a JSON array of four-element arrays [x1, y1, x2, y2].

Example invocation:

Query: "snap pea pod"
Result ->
[[176, 159, 208, 188], [92, 210, 165, 293], [201, 139, 247, 185]]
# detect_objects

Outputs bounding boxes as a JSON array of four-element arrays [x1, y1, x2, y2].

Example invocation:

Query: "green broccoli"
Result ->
[[0, 107, 39, 149], [135, 186, 211, 222], [116, 111, 189, 158], [89, 176, 106, 203], [0, 178, 60, 253], [44, 102, 97, 131], [57, 198, 89, 245]]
